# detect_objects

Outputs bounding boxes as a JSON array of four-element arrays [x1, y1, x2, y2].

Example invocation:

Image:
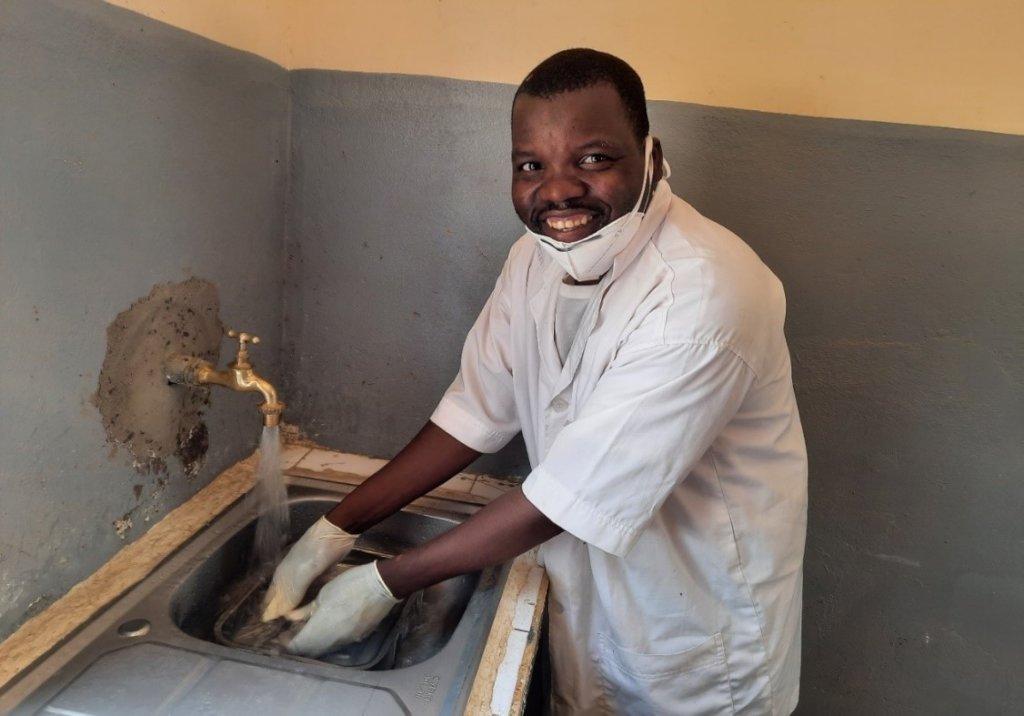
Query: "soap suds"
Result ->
[[94, 279, 222, 477]]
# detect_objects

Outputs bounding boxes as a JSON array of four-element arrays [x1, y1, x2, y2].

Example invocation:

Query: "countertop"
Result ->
[[0, 443, 547, 715]]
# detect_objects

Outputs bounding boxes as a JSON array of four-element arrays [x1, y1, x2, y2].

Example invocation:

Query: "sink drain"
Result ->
[[117, 619, 151, 638]]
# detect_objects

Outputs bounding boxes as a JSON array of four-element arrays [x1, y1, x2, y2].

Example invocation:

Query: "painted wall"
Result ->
[[108, 0, 1024, 135], [281, 73, 1023, 714], [644, 108, 1024, 713], [0, 0, 288, 639], [282, 72, 530, 475], [4, 1, 1022, 713]]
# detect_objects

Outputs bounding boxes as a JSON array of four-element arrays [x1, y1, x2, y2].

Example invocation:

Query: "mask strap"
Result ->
[[636, 136, 656, 213]]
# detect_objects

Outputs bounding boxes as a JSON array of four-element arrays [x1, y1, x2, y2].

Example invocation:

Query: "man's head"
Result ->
[[511, 49, 662, 244], [515, 48, 650, 145]]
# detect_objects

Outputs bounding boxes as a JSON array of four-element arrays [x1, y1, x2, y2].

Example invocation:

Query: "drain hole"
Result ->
[[117, 619, 151, 638]]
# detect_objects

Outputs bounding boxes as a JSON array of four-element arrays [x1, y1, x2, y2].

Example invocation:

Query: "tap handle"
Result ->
[[227, 329, 261, 350], [226, 329, 260, 367]]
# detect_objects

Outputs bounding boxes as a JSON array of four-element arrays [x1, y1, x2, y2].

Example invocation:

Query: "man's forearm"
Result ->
[[325, 421, 480, 534], [377, 487, 562, 599]]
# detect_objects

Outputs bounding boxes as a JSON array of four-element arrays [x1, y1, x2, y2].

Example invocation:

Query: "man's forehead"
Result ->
[[511, 83, 632, 138]]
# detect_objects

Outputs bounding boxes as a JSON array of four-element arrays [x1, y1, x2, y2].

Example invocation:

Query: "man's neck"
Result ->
[[562, 274, 603, 286]]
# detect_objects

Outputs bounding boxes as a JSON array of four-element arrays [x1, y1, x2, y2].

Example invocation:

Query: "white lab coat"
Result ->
[[432, 182, 807, 715]]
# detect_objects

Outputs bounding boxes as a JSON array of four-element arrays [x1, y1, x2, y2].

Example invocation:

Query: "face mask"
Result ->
[[527, 136, 656, 282]]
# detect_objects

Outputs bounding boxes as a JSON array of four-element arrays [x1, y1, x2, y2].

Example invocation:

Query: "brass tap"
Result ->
[[165, 329, 285, 427]]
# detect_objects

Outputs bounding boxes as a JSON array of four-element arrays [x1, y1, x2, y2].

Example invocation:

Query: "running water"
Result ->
[[248, 425, 290, 575]]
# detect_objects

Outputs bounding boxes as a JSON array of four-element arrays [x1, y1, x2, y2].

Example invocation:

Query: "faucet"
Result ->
[[165, 329, 285, 427]]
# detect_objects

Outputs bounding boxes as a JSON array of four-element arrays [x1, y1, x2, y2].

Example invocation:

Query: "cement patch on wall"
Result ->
[[94, 278, 223, 476], [0, 0, 288, 640]]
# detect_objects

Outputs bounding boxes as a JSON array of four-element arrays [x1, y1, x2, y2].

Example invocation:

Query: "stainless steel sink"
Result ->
[[0, 476, 509, 715]]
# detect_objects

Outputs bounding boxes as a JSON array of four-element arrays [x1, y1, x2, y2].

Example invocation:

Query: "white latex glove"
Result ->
[[285, 561, 401, 658], [261, 516, 357, 622]]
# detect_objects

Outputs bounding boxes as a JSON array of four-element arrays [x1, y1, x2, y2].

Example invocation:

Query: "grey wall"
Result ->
[[0, 0, 288, 639], [647, 106, 1024, 714], [283, 72, 1023, 714], [2, 2, 1021, 710], [283, 71, 531, 475]]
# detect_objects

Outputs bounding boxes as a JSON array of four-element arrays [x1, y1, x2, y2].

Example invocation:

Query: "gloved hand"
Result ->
[[261, 516, 357, 622], [285, 561, 401, 658]]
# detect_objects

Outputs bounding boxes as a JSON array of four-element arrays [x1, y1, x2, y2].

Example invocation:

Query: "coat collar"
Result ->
[[526, 182, 675, 395]]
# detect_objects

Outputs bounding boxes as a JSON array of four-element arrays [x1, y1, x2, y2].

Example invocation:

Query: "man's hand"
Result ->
[[261, 516, 357, 622], [285, 561, 400, 658]]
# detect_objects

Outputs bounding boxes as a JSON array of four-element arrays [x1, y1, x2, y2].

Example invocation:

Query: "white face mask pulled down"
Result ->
[[527, 136, 661, 283]]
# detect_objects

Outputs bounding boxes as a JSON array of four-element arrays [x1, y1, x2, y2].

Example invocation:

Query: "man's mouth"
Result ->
[[545, 214, 592, 232]]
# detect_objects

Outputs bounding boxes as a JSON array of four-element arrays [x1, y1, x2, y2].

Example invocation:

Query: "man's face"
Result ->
[[511, 82, 660, 244]]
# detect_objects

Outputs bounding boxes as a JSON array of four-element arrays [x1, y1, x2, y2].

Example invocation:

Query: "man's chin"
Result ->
[[535, 223, 603, 244]]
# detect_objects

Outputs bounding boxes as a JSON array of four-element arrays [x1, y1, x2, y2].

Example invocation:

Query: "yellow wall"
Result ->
[[108, 0, 1024, 136]]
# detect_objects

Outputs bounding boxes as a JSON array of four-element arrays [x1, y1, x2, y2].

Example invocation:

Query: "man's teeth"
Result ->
[[546, 215, 591, 231]]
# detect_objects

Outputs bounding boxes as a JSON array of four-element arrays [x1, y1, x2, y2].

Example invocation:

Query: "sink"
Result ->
[[173, 499, 481, 670], [0, 476, 509, 715]]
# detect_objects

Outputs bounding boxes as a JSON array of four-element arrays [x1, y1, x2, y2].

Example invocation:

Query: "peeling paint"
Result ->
[[113, 515, 133, 540]]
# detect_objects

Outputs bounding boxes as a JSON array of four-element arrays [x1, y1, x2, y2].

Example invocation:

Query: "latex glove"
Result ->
[[261, 516, 357, 622], [285, 561, 401, 658]]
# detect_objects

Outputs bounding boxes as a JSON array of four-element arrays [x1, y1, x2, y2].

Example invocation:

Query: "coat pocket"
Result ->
[[598, 632, 734, 716]]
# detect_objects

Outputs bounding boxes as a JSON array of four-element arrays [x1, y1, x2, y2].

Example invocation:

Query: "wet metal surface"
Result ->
[[210, 522, 479, 670], [0, 476, 507, 716]]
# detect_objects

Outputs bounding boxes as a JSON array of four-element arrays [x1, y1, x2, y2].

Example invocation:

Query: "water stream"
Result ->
[[248, 425, 290, 575]]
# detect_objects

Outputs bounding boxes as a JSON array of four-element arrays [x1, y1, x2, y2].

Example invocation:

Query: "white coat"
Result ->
[[432, 181, 808, 715]]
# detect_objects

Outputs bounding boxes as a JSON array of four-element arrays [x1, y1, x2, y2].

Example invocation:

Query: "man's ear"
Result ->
[[651, 137, 665, 183]]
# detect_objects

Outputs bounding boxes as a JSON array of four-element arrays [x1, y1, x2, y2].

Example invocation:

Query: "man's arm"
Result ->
[[377, 486, 562, 598], [325, 421, 481, 534], [262, 421, 481, 621], [285, 478, 561, 656]]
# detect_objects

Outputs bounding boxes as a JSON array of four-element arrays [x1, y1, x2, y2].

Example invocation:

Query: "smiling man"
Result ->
[[262, 49, 808, 715]]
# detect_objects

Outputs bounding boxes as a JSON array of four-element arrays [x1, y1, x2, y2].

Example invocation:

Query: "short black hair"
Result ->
[[515, 48, 649, 145]]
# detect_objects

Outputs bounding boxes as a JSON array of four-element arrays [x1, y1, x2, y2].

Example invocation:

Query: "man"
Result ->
[[263, 48, 807, 715]]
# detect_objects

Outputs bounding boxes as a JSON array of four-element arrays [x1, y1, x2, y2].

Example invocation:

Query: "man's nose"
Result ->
[[537, 168, 585, 205]]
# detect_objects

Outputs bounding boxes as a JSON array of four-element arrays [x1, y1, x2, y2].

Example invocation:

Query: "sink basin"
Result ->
[[173, 499, 481, 670], [0, 476, 509, 715]]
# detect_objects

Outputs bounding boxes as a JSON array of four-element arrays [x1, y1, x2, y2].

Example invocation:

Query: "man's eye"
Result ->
[[517, 161, 541, 172], [580, 154, 611, 166]]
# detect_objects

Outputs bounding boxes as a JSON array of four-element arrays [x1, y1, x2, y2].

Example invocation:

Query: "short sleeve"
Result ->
[[430, 256, 521, 454], [522, 340, 754, 556]]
